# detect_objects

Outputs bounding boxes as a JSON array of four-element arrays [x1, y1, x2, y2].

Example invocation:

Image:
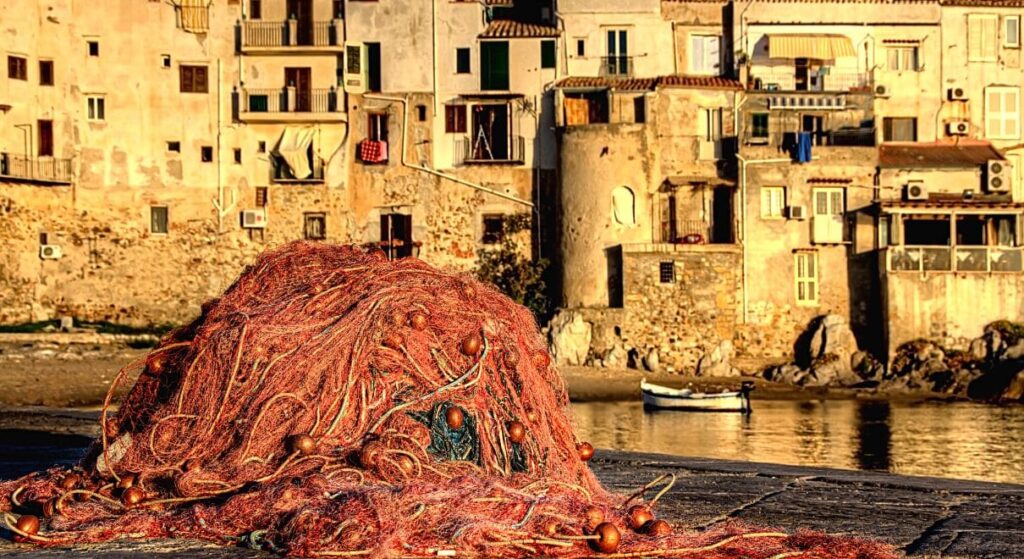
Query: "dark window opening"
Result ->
[[255, 186, 268, 207], [179, 65, 209, 93], [633, 96, 645, 123], [541, 40, 556, 69], [470, 104, 510, 160], [151, 206, 169, 234], [87, 41, 99, 57], [39, 60, 54, 86], [480, 41, 510, 90], [258, 141, 267, 153], [201, 146, 213, 162], [563, 91, 608, 125], [38, 120, 53, 157], [711, 186, 734, 243], [956, 217, 986, 246], [445, 105, 467, 133], [752, 113, 769, 138], [482, 214, 505, 244], [39, 232, 49, 245], [904, 218, 950, 246], [576, 39, 585, 57], [366, 42, 382, 93], [456, 48, 471, 74], [249, 0, 262, 19], [659, 261, 675, 283], [368, 113, 388, 142], [883, 117, 917, 142], [7, 56, 27, 80], [380, 213, 414, 259], [162, 55, 172, 68], [332, 0, 344, 18], [234, 148, 242, 164], [304, 213, 326, 240], [416, 104, 427, 122]]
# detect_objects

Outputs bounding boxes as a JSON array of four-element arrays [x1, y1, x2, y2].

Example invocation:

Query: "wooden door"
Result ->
[[287, 0, 313, 45], [285, 67, 312, 112]]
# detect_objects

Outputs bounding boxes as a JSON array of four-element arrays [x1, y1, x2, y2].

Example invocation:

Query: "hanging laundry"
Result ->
[[796, 131, 813, 163], [359, 139, 389, 164]]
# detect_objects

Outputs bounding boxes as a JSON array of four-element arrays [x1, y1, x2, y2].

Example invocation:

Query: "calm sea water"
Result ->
[[571, 399, 1024, 485]]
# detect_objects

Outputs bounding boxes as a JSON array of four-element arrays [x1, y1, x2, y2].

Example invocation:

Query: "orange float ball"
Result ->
[[590, 522, 621, 553], [410, 312, 429, 330], [534, 351, 550, 369], [59, 473, 80, 491], [445, 407, 465, 430], [507, 421, 526, 444], [121, 487, 145, 507], [289, 434, 317, 456], [503, 350, 520, 368], [643, 519, 672, 537], [360, 442, 384, 469], [583, 505, 605, 531], [382, 333, 403, 350], [525, 408, 539, 423], [42, 498, 65, 519], [577, 442, 595, 461], [461, 334, 482, 356], [116, 473, 136, 491], [15, 514, 39, 537], [396, 455, 416, 476], [627, 505, 654, 531]]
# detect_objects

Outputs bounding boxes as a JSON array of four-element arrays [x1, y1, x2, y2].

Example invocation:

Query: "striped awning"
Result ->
[[767, 34, 856, 59]]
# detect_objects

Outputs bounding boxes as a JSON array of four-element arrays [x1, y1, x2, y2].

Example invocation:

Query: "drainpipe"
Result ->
[[363, 93, 534, 207], [736, 153, 792, 324], [212, 58, 237, 230]]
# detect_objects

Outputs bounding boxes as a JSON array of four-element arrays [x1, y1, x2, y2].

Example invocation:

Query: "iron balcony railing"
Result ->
[[600, 56, 634, 77], [0, 152, 73, 183], [886, 245, 1023, 273], [240, 20, 341, 48], [241, 87, 338, 113], [453, 135, 526, 165], [660, 219, 710, 244], [751, 71, 871, 92]]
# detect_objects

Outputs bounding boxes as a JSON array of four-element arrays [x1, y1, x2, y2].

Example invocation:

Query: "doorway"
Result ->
[[285, 67, 312, 112], [795, 58, 809, 91], [711, 187, 734, 243], [471, 104, 509, 160], [381, 213, 413, 259], [287, 0, 313, 45]]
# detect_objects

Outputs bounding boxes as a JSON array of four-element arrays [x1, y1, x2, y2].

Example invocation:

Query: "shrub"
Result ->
[[474, 214, 550, 323]]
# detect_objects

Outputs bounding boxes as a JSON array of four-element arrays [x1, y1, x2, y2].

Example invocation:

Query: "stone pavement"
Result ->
[[0, 409, 1021, 558]]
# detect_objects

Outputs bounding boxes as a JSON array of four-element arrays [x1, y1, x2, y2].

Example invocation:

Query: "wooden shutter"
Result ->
[[38, 120, 53, 157], [180, 66, 193, 92], [195, 66, 208, 92]]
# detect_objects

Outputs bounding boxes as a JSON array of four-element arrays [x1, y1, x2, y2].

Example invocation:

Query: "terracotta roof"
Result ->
[[807, 177, 854, 184], [879, 199, 1023, 209], [483, 0, 514, 5], [554, 75, 742, 91], [879, 142, 1004, 168], [941, 0, 1024, 6], [480, 20, 560, 38]]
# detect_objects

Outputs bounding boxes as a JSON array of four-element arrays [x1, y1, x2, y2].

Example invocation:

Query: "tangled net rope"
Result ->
[[0, 242, 895, 558]]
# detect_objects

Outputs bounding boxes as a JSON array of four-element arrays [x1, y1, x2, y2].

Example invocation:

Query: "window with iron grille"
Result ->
[[151, 206, 169, 234], [659, 261, 675, 283], [7, 56, 27, 80], [179, 65, 209, 93], [255, 187, 268, 207], [304, 213, 327, 240]]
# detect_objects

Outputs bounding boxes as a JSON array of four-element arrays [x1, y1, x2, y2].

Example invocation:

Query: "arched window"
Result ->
[[611, 186, 636, 226]]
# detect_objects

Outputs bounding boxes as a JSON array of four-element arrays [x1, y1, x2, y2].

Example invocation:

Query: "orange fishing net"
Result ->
[[0, 242, 895, 558]]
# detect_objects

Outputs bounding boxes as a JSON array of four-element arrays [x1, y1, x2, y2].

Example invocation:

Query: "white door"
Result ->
[[698, 108, 723, 160], [812, 188, 845, 244]]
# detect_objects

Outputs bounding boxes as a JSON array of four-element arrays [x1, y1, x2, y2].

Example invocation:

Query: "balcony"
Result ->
[[272, 155, 325, 183], [600, 56, 634, 78], [0, 153, 72, 185], [453, 135, 526, 166], [886, 245, 1023, 273], [238, 19, 344, 54], [236, 87, 345, 123], [750, 70, 870, 93]]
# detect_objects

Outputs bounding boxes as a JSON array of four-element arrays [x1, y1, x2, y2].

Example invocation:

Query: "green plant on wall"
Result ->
[[475, 213, 550, 323]]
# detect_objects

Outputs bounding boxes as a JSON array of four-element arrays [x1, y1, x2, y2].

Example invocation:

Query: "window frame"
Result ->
[[87, 40, 100, 57], [883, 117, 918, 142], [179, 64, 209, 93], [481, 214, 505, 245], [576, 38, 586, 57], [150, 206, 169, 235], [968, 14, 998, 62], [37, 120, 54, 157], [794, 251, 819, 306], [751, 112, 769, 139], [761, 186, 786, 219], [658, 261, 675, 284], [456, 47, 471, 74], [1005, 15, 1021, 48], [7, 55, 27, 81], [39, 60, 54, 86], [368, 112, 389, 142], [688, 34, 722, 76], [304, 212, 327, 241], [86, 95, 106, 121], [540, 39, 556, 69], [201, 146, 214, 162], [985, 86, 1021, 140], [445, 104, 467, 134], [249, 0, 262, 19], [886, 46, 919, 71]]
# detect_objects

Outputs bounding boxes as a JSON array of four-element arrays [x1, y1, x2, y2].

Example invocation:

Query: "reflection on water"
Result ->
[[571, 399, 1024, 484]]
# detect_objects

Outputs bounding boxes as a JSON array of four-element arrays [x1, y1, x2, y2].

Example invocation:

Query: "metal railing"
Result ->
[[751, 70, 870, 92], [660, 219, 709, 244], [241, 87, 338, 113], [600, 56, 634, 77], [272, 156, 325, 183], [241, 19, 341, 48], [453, 135, 526, 165], [0, 152, 73, 183], [886, 245, 1023, 273]]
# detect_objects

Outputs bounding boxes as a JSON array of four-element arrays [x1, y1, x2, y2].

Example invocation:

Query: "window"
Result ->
[[761, 186, 785, 219], [658, 262, 675, 284], [886, 46, 919, 71], [249, 0, 261, 19], [480, 41, 510, 90], [366, 42, 381, 93], [541, 40, 556, 69], [689, 34, 721, 75], [39, 60, 53, 85], [606, 29, 629, 76], [162, 54, 172, 68], [7, 56, 27, 80], [179, 65, 209, 93], [333, 0, 344, 18], [86, 96, 105, 120], [445, 105, 467, 133], [368, 113, 388, 142], [416, 105, 427, 122], [201, 146, 213, 162], [255, 186, 268, 207], [167, 141, 180, 152], [883, 117, 917, 141], [234, 148, 242, 164], [751, 113, 769, 139], [304, 213, 326, 240], [258, 141, 266, 153], [380, 213, 414, 258], [813, 188, 845, 216], [456, 48, 471, 74], [1005, 15, 1020, 48], [794, 252, 818, 305], [482, 214, 505, 244], [87, 40, 100, 57], [985, 86, 1020, 140], [576, 38, 586, 57], [968, 14, 998, 62], [38, 120, 53, 157], [151, 206, 169, 234]]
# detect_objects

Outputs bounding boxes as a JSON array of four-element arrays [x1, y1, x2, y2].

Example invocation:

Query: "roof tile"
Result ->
[[879, 141, 1004, 168], [480, 20, 560, 38], [554, 75, 743, 91]]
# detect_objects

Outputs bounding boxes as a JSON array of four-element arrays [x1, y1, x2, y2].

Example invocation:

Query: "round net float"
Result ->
[[627, 505, 654, 531], [590, 522, 621, 553]]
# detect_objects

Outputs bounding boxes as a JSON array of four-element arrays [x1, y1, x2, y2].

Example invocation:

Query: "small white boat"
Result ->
[[640, 379, 753, 413]]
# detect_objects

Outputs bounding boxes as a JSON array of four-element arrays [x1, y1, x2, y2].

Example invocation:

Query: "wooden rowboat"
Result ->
[[640, 379, 754, 413]]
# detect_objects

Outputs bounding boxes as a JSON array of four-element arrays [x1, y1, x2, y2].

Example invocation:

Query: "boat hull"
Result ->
[[640, 381, 751, 412]]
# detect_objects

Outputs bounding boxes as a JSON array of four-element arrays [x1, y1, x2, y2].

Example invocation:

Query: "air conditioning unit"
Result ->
[[343, 42, 366, 94], [39, 244, 63, 260], [946, 120, 969, 136], [787, 205, 807, 220], [986, 159, 1012, 193], [948, 87, 968, 101], [240, 208, 267, 229], [874, 84, 890, 98], [905, 180, 928, 201]]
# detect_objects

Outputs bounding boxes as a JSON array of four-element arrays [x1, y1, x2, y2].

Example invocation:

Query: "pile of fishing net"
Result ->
[[0, 242, 895, 558]]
